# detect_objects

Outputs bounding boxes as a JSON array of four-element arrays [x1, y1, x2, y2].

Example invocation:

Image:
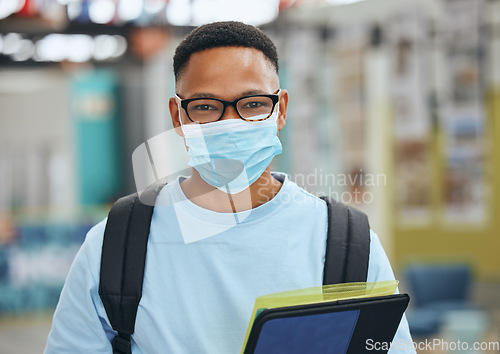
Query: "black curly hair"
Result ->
[[173, 21, 279, 82]]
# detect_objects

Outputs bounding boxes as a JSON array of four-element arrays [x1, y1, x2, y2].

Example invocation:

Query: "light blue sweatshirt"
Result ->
[[45, 173, 415, 353]]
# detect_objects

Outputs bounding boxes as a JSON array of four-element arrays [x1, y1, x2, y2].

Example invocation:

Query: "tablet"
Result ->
[[244, 293, 410, 354]]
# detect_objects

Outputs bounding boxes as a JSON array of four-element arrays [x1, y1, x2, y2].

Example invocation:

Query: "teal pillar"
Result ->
[[71, 69, 122, 206]]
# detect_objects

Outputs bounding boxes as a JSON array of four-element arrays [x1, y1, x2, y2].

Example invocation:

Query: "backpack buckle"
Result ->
[[112, 334, 132, 354]]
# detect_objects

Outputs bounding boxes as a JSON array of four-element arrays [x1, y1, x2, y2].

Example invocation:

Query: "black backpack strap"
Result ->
[[98, 182, 166, 354], [320, 196, 370, 285]]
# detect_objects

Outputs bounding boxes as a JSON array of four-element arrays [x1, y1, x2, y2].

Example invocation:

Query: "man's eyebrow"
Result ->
[[188, 90, 270, 99], [189, 92, 217, 99], [240, 89, 268, 96]]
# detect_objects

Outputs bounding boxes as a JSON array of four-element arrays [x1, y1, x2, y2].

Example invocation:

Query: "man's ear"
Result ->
[[277, 89, 289, 133], [169, 97, 184, 137]]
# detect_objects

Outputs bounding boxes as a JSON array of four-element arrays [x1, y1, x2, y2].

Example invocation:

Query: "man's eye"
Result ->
[[193, 104, 216, 111], [243, 101, 264, 109]]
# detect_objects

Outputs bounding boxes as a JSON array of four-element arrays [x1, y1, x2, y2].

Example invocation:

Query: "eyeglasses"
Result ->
[[176, 90, 280, 124]]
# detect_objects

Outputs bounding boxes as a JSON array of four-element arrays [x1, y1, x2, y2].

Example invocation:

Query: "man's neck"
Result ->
[[179, 168, 283, 213]]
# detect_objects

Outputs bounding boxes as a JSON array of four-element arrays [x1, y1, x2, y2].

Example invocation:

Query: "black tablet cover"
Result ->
[[244, 293, 410, 354]]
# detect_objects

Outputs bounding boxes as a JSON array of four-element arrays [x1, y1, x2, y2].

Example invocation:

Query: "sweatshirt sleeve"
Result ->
[[44, 219, 116, 354], [367, 230, 417, 354]]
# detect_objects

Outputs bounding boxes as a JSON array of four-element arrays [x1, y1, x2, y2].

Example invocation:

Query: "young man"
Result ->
[[45, 21, 415, 353]]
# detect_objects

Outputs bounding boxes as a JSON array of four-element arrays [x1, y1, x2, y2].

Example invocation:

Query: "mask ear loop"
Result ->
[[178, 105, 184, 127], [175, 95, 186, 127], [276, 89, 282, 112], [269, 89, 281, 122], [268, 96, 280, 123]]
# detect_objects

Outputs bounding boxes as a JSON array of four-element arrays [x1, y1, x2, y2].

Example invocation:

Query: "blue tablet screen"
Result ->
[[254, 309, 360, 354]]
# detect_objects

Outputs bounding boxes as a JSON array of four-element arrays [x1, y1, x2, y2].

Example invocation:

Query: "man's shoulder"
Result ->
[[78, 218, 108, 260], [273, 171, 327, 210], [86, 218, 107, 241]]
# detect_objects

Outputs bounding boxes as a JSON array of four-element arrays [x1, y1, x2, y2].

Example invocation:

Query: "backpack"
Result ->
[[98, 182, 370, 354]]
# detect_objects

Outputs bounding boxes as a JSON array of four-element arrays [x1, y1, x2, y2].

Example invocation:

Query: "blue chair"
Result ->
[[403, 263, 475, 338]]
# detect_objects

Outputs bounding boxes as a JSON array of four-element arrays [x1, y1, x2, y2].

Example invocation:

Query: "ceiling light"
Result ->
[[118, 0, 143, 22], [167, 0, 279, 27], [94, 35, 117, 60], [36, 34, 68, 62], [11, 39, 35, 61], [67, 34, 94, 62], [89, 0, 116, 24], [166, 0, 191, 26], [2, 33, 22, 55]]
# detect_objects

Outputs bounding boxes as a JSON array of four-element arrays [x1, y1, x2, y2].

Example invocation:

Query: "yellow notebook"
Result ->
[[240, 280, 399, 353]]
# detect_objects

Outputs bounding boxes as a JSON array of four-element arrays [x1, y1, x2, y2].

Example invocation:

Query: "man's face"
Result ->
[[169, 46, 288, 132]]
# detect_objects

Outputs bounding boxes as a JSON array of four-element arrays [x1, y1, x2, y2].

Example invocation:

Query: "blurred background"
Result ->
[[1, 0, 499, 352]]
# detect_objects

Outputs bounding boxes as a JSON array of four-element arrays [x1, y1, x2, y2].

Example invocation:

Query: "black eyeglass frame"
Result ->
[[177, 90, 281, 124]]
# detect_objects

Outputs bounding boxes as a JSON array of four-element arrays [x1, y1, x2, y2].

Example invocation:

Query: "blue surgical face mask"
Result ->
[[180, 109, 282, 194]]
